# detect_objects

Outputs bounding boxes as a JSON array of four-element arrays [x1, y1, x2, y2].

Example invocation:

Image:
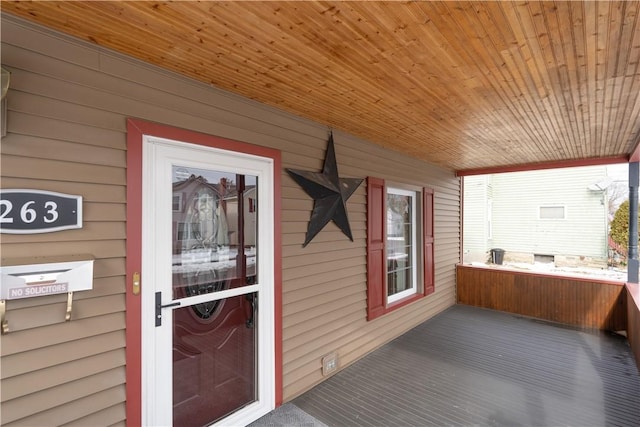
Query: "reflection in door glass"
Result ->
[[170, 166, 259, 425], [171, 166, 258, 304]]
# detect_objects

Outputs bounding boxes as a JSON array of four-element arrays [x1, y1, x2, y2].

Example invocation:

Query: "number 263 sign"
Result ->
[[0, 190, 83, 234]]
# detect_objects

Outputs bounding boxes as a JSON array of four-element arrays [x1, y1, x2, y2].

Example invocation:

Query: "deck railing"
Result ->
[[456, 265, 640, 370], [456, 264, 627, 331]]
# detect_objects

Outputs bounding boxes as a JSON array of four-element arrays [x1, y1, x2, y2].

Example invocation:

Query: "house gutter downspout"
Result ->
[[628, 162, 639, 283]]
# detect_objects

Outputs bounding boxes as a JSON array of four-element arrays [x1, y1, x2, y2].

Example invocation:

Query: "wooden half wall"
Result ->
[[627, 283, 640, 372], [457, 265, 627, 331]]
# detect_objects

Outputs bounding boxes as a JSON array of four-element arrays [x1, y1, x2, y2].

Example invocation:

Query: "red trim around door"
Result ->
[[125, 119, 283, 426], [125, 121, 143, 427]]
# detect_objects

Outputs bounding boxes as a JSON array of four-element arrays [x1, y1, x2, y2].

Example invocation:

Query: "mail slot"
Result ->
[[0, 256, 94, 333], [1, 257, 94, 300]]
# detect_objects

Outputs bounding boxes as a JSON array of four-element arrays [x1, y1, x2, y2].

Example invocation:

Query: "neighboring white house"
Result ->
[[463, 165, 611, 268]]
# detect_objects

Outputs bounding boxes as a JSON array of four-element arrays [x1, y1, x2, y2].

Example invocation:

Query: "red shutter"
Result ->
[[367, 177, 386, 320], [423, 187, 435, 296]]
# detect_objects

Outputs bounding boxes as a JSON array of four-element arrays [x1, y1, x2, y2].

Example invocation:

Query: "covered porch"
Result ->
[[254, 264, 640, 426], [255, 300, 640, 426], [2, 2, 640, 426]]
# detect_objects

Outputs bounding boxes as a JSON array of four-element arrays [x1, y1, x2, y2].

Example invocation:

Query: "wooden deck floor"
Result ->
[[286, 305, 640, 426]]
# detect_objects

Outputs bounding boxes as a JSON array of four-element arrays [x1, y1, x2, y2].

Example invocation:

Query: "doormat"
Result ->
[[249, 402, 328, 427]]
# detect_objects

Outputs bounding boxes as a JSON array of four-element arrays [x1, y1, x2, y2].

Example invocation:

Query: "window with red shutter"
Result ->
[[367, 177, 435, 320], [423, 187, 435, 296], [366, 177, 386, 320]]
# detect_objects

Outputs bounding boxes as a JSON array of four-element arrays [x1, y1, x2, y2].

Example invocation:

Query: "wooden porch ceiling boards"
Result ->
[[3, 1, 640, 172]]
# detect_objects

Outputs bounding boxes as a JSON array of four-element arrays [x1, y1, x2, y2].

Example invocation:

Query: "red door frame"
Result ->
[[125, 118, 283, 426]]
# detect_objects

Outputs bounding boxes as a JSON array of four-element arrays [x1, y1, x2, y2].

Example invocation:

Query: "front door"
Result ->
[[141, 135, 275, 426]]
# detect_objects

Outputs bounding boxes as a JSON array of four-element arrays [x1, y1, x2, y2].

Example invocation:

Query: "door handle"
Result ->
[[245, 292, 257, 329], [155, 291, 181, 327]]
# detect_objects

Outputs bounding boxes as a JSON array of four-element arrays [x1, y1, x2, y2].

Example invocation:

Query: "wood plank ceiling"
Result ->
[[2, 1, 640, 173]]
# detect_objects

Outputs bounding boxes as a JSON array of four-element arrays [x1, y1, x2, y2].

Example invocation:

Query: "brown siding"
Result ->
[[1, 14, 460, 424], [281, 151, 459, 398], [457, 265, 627, 331], [627, 283, 640, 373]]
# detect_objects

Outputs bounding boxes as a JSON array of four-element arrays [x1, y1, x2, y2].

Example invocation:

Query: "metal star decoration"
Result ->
[[287, 132, 363, 247]]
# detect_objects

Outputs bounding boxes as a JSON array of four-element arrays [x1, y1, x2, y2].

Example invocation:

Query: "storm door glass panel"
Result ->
[[386, 188, 417, 303], [172, 295, 256, 426], [171, 165, 258, 425], [172, 166, 258, 303]]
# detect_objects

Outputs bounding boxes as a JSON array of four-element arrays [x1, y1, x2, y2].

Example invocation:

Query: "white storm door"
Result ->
[[141, 135, 275, 426]]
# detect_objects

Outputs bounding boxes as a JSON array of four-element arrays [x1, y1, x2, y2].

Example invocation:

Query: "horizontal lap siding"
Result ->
[[490, 167, 608, 258], [1, 24, 128, 422], [463, 175, 490, 255], [1, 15, 460, 424], [281, 145, 460, 399]]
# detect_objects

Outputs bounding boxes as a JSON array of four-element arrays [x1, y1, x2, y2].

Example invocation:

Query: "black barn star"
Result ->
[[287, 132, 363, 247]]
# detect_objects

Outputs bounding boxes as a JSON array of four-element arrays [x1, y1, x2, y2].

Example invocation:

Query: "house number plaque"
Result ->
[[0, 189, 83, 234]]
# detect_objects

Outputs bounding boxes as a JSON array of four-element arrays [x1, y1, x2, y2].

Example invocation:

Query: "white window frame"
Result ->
[[386, 187, 418, 304]]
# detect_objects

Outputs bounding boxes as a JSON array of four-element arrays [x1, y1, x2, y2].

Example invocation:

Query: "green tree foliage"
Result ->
[[609, 199, 637, 249]]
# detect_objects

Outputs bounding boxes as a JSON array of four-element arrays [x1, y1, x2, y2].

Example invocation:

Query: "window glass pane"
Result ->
[[172, 294, 256, 425], [386, 188, 417, 302], [539, 206, 565, 219], [172, 166, 258, 301]]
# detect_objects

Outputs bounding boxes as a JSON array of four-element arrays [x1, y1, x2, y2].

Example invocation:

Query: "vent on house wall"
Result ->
[[534, 254, 555, 264], [322, 352, 338, 376]]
